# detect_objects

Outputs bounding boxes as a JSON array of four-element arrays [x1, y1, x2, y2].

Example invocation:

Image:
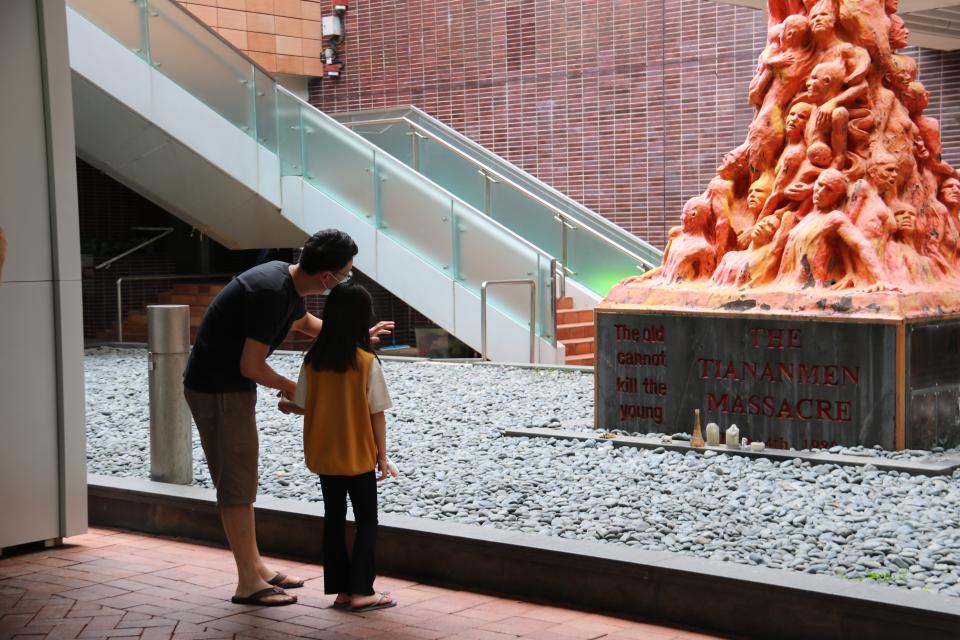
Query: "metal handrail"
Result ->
[[95, 227, 174, 270], [340, 116, 659, 271], [277, 88, 557, 267], [116, 273, 235, 342], [481, 279, 537, 363]]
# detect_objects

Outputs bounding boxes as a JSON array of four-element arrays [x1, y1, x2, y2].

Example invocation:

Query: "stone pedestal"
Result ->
[[595, 307, 960, 450]]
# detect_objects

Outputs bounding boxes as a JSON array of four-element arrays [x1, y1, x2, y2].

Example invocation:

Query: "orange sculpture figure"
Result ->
[[606, 0, 960, 315]]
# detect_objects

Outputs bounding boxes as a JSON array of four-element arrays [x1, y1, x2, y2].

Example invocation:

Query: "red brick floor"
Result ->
[[0, 528, 730, 640]]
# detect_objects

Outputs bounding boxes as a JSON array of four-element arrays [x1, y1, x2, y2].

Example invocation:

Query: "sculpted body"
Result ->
[[610, 0, 960, 305], [775, 169, 885, 288]]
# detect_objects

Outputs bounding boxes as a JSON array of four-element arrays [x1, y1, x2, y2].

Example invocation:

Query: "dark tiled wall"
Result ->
[[307, 0, 960, 249]]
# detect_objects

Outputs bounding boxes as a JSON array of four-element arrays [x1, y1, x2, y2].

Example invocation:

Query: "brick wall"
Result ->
[[177, 0, 326, 76], [304, 0, 960, 250]]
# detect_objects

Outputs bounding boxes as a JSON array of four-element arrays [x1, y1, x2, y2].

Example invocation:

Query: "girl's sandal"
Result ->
[[350, 592, 397, 612]]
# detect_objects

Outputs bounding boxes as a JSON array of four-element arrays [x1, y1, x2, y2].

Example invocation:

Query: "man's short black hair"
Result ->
[[299, 229, 358, 275]]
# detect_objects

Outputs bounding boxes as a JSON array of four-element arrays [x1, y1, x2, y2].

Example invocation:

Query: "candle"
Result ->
[[706, 422, 720, 446], [726, 424, 740, 448], [750, 441, 765, 452]]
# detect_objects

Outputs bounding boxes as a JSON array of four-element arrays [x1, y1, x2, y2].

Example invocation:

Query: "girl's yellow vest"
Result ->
[[302, 349, 378, 476]]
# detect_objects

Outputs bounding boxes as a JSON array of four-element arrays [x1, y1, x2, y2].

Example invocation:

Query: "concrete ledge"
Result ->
[[88, 474, 960, 639], [504, 427, 960, 476]]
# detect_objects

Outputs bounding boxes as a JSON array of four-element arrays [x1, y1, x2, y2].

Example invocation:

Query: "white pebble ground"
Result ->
[[84, 347, 960, 597]]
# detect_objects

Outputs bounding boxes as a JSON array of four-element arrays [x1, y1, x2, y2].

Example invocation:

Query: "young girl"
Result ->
[[282, 282, 398, 612]]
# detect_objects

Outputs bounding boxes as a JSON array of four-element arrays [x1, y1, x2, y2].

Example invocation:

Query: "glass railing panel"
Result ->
[[377, 154, 454, 274], [398, 109, 664, 270], [352, 122, 414, 167], [300, 108, 376, 222], [254, 68, 278, 153], [454, 201, 550, 338], [536, 255, 556, 342], [418, 138, 485, 212], [68, 0, 148, 60], [488, 180, 563, 260], [567, 225, 646, 296], [277, 92, 303, 176], [146, 0, 256, 136]]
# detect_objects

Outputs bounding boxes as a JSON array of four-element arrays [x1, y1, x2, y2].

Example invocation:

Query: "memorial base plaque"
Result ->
[[596, 306, 960, 451]]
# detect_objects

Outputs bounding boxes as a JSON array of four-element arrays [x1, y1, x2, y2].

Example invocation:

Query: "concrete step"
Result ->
[[560, 336, 595, 356], [557, 321, 595, 340], [174, 282, 225, 295], [158, 293, 195, 305], [557, 308, 593, 324], [565, 353, 594, 366]]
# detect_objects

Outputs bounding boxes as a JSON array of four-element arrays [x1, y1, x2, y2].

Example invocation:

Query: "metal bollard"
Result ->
[[147, 305, 193, 485]]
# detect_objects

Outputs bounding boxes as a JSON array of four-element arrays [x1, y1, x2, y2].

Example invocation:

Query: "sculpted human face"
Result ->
[[717, 148, 748, 180], [681, 199, 710, 233], [785, 105, 811, 137], [747, 182, 772, 213], [914, 134, 930, 162], [869, 161, 899, 193], [781, 18, 809, 47], [813, 174, 846, 209], [886, 0, 899, 13], [941, 180, 960, 208], [895, 207, 916, 236], [805, 67, 835, 101], [810, 6, 836, 37], [903, 83, 929, 114]]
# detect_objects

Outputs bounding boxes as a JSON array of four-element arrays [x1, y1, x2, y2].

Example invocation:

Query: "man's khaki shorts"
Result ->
[[184, 388, 259, 505]]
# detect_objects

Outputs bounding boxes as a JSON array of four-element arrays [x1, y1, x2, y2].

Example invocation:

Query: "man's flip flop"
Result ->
[[267, 572, 305, 589], [231, 586, 297, 606], [350, 592, 397, 612]]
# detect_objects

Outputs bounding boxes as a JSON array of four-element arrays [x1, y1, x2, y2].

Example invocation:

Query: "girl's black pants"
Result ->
[[318, 470, 378, 596]]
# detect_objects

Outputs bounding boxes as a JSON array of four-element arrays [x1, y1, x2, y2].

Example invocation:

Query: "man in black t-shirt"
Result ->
[[183, 229, 392, 607]]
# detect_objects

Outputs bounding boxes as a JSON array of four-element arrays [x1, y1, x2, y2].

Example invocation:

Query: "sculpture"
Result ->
[[611, 0, 960, 314]]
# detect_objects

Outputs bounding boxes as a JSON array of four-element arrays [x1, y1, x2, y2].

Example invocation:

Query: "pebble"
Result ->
[[84, 347, 960, 599]]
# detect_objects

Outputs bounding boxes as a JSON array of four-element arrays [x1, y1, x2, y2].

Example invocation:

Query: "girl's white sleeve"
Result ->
[[293, 362, 308, 409], [367, 358, 393, 413]]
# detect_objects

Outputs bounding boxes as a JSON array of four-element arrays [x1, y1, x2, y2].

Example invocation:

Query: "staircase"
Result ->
[[103, 283, 224, 343], [331, 107, 663, 364], [557, 298, 595, 366], [66, 0, 662, 364]]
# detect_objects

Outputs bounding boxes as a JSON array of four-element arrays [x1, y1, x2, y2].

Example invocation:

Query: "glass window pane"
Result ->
[[455, 202, 545, 336], [378, 155, 453, 273], [488, 181, 563, 260], [68, 0, 147, 59], [147, 0, 255, 136], [254, 68, 278, 153], [419, 137, 485, 212], [277, 92, 302, 175], [300, 109, 375, 221]]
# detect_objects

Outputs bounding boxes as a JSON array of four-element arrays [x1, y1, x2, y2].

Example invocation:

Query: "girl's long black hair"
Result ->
[[305, 282, 376, 372]]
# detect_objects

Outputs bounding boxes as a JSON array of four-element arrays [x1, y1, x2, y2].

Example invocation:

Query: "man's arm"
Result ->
[[290, 312, 322, 337], [239, 338, 297, 397], [290, 313, 394, 343]]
